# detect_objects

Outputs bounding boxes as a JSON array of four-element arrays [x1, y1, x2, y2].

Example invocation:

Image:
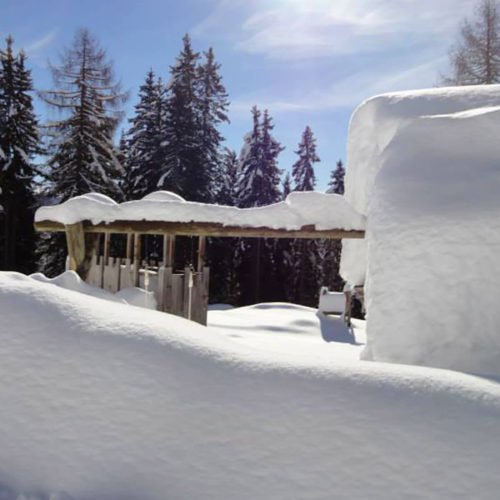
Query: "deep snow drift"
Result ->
[[1, 272, 500, 500], [340, 85, 500, 375], [35, 190, 366, 232]]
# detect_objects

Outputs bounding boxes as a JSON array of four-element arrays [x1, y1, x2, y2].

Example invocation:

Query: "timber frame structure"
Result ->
[[35, 218, 365, 325]]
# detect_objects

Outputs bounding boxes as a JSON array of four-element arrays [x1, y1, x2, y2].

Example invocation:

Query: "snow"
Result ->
[[341, 84, 500, 285], [30, 271, 156, 310], [1, 271, 500, 499], [35, 190, 366, 232], [341, 84, 500, 375]]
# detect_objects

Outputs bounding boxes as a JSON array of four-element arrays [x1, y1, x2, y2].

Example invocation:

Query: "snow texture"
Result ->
[[30, 271, 155, 310], [341, 84, 500, 375], [1, 271, 500, 499], [35, 190, 365, 232]]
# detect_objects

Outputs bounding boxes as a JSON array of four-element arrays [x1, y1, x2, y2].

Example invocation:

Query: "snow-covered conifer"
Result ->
[[292, 126, 318, 191], [327, 159, 345, 195], [124, 70, 167, 199], [39, 29, 125, 275], [0, 36, 40, 273]]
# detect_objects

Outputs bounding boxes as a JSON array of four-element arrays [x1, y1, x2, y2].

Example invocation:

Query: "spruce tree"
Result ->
[[236, 107, 284, 304], [292, 126, 318, 191], [322, 159, 346, 292], [198, 47, 230, 202], [163, 34, 207, 201], [290, 126, 320, 306], [282, 172, 291, 198], [0, 36, 40, 273], [327, 159, 345, 194], [124, 70, 167, 199], [39, 28, 125, 276]]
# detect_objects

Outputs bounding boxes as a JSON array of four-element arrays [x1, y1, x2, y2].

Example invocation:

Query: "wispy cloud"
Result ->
[[24, 29, 58, 55], [194, 0, 473, 60], [230, 54, 447, 118]]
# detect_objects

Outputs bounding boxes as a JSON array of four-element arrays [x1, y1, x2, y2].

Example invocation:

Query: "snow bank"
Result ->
[[341, 84, 500, 285], [341, 85, 500, 374], [35, 190, 365, 232], [1, 271, 500, 499], [30, 271, 156, 310]]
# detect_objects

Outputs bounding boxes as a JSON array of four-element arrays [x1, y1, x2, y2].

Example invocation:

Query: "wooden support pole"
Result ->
[[162, 234, 175, 268], [64, 222, 86, 278], [126, 233, 133, 260], [133, 233, 142, 287], [104, 232, 111, 260], [197, 236, 206, 272]]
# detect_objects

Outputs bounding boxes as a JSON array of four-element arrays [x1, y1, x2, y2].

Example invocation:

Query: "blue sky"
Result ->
[[1, 0, 477, 189]]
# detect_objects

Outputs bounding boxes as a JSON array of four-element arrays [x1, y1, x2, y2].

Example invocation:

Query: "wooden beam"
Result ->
[[35, 219, 365, 240]]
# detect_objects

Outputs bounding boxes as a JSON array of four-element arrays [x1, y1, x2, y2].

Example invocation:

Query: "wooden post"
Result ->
[[163, 234, 175, 267], [133, 234, 142, 287], [65, 222, 86, 276], [126, 233, 133, 260], [197, 236, 206, 272], [104, 232, 111, 260]]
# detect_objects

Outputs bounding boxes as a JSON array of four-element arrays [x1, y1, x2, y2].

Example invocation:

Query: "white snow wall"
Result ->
[[341, 85, 500, 374]]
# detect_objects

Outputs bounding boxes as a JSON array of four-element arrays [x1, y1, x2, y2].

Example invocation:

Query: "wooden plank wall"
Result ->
[[85, 255, 210, 325]]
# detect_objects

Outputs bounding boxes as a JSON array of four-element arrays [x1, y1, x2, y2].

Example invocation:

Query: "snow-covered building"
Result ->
[[341, 84, 500, 376]]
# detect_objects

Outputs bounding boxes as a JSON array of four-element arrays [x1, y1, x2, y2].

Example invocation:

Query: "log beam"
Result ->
[[36, 220, 365, 240]]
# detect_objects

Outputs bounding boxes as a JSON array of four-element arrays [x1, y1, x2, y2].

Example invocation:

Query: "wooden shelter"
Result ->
[[35, 218, 365, 325]]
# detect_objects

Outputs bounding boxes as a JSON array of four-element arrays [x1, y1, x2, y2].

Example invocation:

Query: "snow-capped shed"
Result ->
[[35, 191, 365, 324], [341, 84, 500, 375]]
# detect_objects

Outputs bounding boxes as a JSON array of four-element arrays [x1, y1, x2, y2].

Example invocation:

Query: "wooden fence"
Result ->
[[86, 254, 210, 325]]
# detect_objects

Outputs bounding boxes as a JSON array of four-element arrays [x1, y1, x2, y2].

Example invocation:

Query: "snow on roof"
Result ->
[[2, 271, 500, 499], [35, 190, 366, 232]]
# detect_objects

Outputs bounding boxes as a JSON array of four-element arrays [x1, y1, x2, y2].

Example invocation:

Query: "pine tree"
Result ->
[[292, 126, 319, 191], [289, 126, 320, 306], [442, 0, 500, 85], [327, 159, 345, 194], [282, 172, 291, 198], [207, 148, 241, 304], [236, 107, 284, 304], [236, 107, 283, 208], [0, 36, 40, 273], [39, 28, 125, 276], [163, 34, 208, 201], [322, 159, 346, 292], [124, 70, 167, 199], [198, 47, 230, 202]]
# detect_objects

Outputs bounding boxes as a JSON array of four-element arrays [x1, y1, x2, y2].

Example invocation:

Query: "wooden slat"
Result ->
[[36, 219, 365, 240]]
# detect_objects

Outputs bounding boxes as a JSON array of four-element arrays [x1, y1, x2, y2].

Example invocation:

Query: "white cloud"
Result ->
[[230, 54, 447, 117], [195, 0, 474, 60], [24, 29, 58, 55]]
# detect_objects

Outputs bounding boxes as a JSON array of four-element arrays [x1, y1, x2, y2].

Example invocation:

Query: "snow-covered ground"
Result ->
[[1, 271, 500, 500]]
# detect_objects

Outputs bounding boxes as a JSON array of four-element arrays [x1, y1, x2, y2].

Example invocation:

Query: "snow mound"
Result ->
[[341, 85, 500, 375], [2, 271, 500, 499], [115, 286, 157, 310], [35, 190, 366, 231], [141, 190, 185, 202], [30, 271, 156, 310]]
